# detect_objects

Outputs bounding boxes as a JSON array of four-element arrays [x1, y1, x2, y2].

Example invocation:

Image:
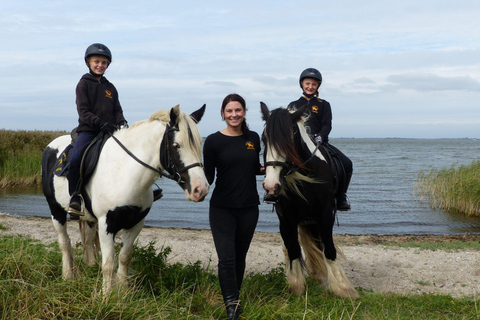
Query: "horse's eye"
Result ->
[[173, 142, 180, 148]]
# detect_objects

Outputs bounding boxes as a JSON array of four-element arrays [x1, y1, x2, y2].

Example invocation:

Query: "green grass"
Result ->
[[416, 160, 480, 217], [0, 129, 67, 188], [0, 234, 479, 319]]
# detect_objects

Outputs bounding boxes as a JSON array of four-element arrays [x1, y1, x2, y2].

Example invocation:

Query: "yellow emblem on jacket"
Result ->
[[246, 141, 255, 150], [105, 90, 113, 99], [311, 105, 319, 113]]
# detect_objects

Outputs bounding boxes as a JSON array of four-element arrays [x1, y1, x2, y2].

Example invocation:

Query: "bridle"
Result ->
[[264, 130, 320, 179], [110, 123, 202, 184]]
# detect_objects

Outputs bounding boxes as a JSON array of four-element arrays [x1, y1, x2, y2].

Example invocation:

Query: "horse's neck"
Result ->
[[108, 122, 164, 177]]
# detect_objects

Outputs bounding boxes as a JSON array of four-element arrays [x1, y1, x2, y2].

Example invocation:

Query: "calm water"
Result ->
[[1, 139, 480, 235]]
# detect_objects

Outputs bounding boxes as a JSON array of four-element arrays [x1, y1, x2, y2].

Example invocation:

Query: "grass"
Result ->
[[0, 234, 479, 319], [0, 129, 67, 188], [416, 160, 480, 217]]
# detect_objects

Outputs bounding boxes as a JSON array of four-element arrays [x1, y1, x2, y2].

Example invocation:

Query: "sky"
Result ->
[[0, 1, 479, 139]]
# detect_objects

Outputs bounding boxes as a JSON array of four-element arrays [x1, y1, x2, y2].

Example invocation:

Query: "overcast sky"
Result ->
[[1, 1, 479, 138]]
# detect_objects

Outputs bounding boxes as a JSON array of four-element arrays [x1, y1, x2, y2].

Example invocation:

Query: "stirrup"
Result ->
[[67, 194, 85, 217]]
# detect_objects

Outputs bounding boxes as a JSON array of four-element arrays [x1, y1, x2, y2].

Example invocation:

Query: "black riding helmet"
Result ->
[[84, 43, 112, 67], [299, 68, 322, 88]]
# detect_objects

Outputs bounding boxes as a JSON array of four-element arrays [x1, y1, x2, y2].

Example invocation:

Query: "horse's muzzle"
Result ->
[[263, 192, 278, 204]]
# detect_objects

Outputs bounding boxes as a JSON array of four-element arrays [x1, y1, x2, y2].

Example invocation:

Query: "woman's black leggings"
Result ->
[[209, 206, 259, 303]]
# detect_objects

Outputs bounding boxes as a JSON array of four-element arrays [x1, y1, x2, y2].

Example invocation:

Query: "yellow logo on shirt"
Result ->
[[246, 141, 255, 150], [105, 90, 113, 99], [311, 105, 319, 113]]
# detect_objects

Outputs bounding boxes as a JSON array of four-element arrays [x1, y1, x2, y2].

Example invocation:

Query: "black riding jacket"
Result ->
[[288, 96, 332, 143], [75, 73, 126, 133]]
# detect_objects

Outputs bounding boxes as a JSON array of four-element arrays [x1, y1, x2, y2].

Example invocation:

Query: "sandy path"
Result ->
[[1, 215, 479, 298]]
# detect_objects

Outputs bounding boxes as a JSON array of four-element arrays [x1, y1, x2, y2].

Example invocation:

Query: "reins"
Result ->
[[109, 124, 202, 184]]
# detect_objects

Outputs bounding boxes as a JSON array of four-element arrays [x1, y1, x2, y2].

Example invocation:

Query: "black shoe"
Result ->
[[67, 195, 84, 217], [153, 188, 163, 202], [225, 300, 241, 320], [337, 194, 351, 211]]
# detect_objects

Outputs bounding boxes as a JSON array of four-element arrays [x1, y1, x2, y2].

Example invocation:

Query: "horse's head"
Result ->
[[261, 102, 316, 202], [160, 104, 209, 202]]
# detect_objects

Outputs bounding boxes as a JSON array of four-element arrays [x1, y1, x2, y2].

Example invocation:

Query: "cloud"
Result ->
[[386, 73, 480, 92]]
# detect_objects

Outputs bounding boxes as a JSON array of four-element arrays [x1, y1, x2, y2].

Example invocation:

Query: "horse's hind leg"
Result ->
[[79, 220, 99, 266], [116, 219, 145, 287], [317, 214, 359, 299]]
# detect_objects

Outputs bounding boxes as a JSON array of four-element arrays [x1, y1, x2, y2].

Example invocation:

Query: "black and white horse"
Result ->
[[260, 102, 358, 299], [41, 105, 209, 292]]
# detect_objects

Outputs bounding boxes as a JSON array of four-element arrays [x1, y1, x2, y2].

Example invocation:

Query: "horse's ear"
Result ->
[[169, 104, 181, 127], [190, 104, 206, 124], [260, 102, 270, 121], [291, 104, 307, 123]]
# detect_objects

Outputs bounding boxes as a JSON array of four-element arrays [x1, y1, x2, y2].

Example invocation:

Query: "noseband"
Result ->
[[110, 123, 202, 184]]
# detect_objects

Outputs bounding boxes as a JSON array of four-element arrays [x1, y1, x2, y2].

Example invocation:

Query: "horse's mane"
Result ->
[[264, 108, 306, 170], [129, 108, 202, 160], [264, 108, 319, 198]]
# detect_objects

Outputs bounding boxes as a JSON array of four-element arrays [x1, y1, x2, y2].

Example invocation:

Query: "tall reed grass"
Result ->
[[0, 130, 67, 188], [416, 160, 480, 217]]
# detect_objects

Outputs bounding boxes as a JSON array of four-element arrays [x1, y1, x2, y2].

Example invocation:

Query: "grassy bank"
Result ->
[[0, 234, 479, 319], [0, 130, 67, 188], [416, 160, 480, 217]]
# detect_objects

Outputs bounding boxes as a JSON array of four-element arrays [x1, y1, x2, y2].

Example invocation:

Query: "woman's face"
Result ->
[[88, 55, 110, 75], [301, 78, 320, 95], [222, 101, 245, 128]]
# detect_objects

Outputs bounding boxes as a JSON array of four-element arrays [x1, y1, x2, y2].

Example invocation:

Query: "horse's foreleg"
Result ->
[[52, 218, 75, 280], [279, 219, 306, 295], [116, 220, 145, 287], [79, 220, 99, 266], [298, 225, 328, 283], [97, 219, 116, 293], [325, 259, 359, 299]]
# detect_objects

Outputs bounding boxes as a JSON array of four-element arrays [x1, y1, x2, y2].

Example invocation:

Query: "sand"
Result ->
[[1, 215, 479, 298]]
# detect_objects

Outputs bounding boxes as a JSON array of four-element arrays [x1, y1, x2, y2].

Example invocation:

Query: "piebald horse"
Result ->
[[41, 105, 209, 292], [260, 102, 358, 299]]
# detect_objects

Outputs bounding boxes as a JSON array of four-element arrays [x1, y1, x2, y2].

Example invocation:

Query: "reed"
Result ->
[[416, 160, 480, 217], [0, 234, 479, 319], [0, 130, 67, 188]]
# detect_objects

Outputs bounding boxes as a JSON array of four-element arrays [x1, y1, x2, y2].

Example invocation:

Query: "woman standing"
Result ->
[[203, 94, 264, 320], [288, 68, 353, 211]]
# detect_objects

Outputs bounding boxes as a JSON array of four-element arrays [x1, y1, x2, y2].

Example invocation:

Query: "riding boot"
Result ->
[[153, 188, 163, 201], [337, 171, 352, 211], [67, 167, 84, 218], [218, 266, 241, 320]]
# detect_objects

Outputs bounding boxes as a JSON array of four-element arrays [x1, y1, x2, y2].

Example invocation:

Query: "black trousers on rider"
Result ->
[[209, 206, 259, 304], [67, 131, 97, 196]]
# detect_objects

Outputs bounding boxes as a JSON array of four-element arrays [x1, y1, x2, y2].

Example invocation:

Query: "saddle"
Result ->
[[321, 142, 346, 198], [54, 129, 109, 185]]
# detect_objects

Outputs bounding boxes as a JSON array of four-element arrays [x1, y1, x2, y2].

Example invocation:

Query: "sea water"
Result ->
[[1, 139, 480, 235]]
